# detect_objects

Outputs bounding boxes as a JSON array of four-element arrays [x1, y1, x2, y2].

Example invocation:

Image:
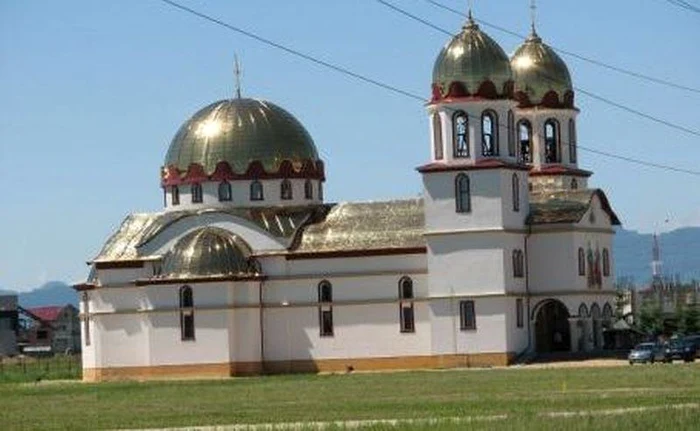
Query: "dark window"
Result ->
[[250, 180, 264, 201], [544, 119, 560, 163], [571, 178, 578, 190], [171, 185, 180, 206], [280, 179, 293, 200], [318, 280, 332, 303], [518, 120, 532, 163], [513, 250, 524, 278], [603, 248, 610, 277], [453, 111, 469, 158], [319, 309, 333, 337], [432, 113, 443, 160], [218, 181, 232, 202], [578, 303, 589, 317], [578, 248, 586, 276], [37, 330, 48, 340], [516, 298, 524, 328], [191, 183, 203, 203], [399, 277, 415, 333], [180, 286, 194, 341], [318, 182, 324, 201], [304, 180, 314, 200], [603, 303, 613, 319], [512, 174, 520, 212], [455, 174, 471, 213], [568, 119, 577, 163], [481, 111, 498, 156], [82, 292, 90, 347], [460, 300, 476, 330], [507, 110, 516, 157]]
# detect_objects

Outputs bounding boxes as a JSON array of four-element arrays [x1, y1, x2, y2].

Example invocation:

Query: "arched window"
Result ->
[[602, 303, 613, 320], [304, 179, 314, 200], [280, 179, 293, 200], [578, 247, 585, 276], [191, 183, 203, 203], [568, 119, 577, 163], [603, 248, 610, 277], [398, 277, 415, 333], [82, 292, 90, 347], [481, 111, 498, 156], [179, 286, 194, 341], [452, 111, 469, 158], [578, 303, 589, 318], [171, 185, 180, 206], [507, 110, 516, 157], [518, 120, 532, 163], [218, 181, 232, 202], [318, 182, 324, 201], [571, 178, 578, 190], [250, 180, 264, 201], [318, 280, 333, 336], [590, 303, 601, 319], [544, 119, 560, 163], [512, 250, 524, 278], [512, 174, 520, 212], [432, 113, 444, 160], [455, 174, 471, 213]]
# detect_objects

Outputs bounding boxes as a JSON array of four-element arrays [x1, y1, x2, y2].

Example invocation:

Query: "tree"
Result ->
[[685, 303, 700, 334], [638, 300, 663, 337]]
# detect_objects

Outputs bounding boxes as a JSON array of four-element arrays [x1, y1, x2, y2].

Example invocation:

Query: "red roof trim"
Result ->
[[72, 283, 97, 292], [95, 260, 146, 269], [286, 247, 427, 261], [161, 159, 325, 186]]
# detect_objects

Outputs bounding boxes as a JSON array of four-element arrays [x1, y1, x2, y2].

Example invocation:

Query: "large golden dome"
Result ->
[[511, 31, 574, 108], [432, 14, 513, 101], [163, 98, 320, 178]]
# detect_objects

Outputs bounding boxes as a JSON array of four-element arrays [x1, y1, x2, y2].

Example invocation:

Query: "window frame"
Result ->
[[318, 280, 333, 337], [179, 285, 195, 341], [544, 119, 560, 163], [460, 300, 477, 330], [568, 119, 577, 163], [171, 185, 180, 206], [481, 110, 499, 157], [578, 247, 586, 276], [512, 173, 520, 212], [571, 178, 578, 190], [516, 298, 524, 328], [82, 292, 90, 347], [602, 248, 610, 277], [304, 179, 314, 200], [398, 277, 415, 333], [250, 180, 264, 201], [432, 112, 444, 160], [191, 183, 203, 204], [280, 179, 293, 200], [507, 110, 516, 157], [455, 173, 471, 213], [518, 120, 532, 163], [452, 110, 469, 158], [218, 181, 232, 202]]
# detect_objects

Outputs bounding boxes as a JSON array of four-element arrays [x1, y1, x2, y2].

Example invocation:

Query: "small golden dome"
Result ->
[[511, 31, 574, 108]]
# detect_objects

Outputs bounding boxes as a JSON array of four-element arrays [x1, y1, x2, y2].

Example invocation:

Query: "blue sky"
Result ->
[[1, 0, 699, 291]]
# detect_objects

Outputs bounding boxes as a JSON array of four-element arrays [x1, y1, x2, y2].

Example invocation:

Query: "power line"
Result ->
[[665, 0, 700, 14], [424, 0, 700, 95], [154, 0, 700, 177], [379, 0, 700, 139]]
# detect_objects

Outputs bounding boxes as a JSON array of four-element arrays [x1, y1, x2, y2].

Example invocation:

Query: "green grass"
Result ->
[[0, 355, 81, 383], [0, 364, 698, 430]]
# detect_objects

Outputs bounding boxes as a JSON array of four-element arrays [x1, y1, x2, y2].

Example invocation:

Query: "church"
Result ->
[[74, 11, 621, 381]]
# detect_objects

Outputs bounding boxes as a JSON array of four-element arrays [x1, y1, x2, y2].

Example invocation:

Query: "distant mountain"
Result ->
[[17, 281, 78, 308], [614, 227, 700, 286]]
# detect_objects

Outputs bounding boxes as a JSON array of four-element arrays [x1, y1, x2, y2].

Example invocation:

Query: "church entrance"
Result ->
[[534, 299, 571, 353]]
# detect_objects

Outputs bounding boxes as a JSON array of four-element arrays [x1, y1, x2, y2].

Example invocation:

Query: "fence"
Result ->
[[0, 354, 81, 382]]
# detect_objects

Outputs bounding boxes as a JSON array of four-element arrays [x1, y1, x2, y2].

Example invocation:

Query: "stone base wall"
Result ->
[[83, 352, 515, 382]]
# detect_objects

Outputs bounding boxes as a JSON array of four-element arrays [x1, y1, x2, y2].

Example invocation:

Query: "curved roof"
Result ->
[[511, 31, 574, 108], [161, 227, 256, 278], [432, 15, 513, 100], [164, 98, 319, 175]]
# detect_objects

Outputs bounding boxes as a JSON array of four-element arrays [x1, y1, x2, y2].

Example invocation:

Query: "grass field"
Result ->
[[1, 364, 698, 430], [0, 355, 81, 383]]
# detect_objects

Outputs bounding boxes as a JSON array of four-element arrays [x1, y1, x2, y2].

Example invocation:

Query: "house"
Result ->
[[20, 305, 81, 355]]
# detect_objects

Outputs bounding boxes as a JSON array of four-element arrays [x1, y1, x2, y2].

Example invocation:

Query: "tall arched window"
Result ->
[[318, 182, 324, 201], [544, 119, 560, 163], [398, 277, 415, 333], [578, 303, 589, 318], [455, 174, 471, 213], [432, 113, 443, 160], [452, 111, 469, 158], [250, 180, 264, 201], [512, 174, 520, 212], [191, 183, 203, 203], [518, 120, 532, 163], [571, 178, 578, 190], [568, 119, 577, 163], [318, 280, 333, 336], [578, 247, 586, 276], [82, 292, 90, 347], [218, 181, 232, 202], [602, 303, 613, 320], [481, 111, 498, 156], [304, 179, 314, 200], [280, 179, 293, 200], [507, 110, 516, 157], [512, 250, 524, 278], [179, 286, 195, 341], [171, 185, 180, 206], [603, 248, 610, 277]]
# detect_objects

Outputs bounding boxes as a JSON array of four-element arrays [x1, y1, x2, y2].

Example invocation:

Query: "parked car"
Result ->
[[628, 343, 666, 364], [683, 335, 700, 356], [663, 339, 697, 363]]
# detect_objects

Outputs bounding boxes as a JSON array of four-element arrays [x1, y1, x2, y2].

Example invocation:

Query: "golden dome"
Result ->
[[511, 31, 574, 108], [432, 14, 513, 100]]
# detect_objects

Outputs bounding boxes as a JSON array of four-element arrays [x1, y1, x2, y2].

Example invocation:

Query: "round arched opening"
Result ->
[[534, 299, 571, 353]]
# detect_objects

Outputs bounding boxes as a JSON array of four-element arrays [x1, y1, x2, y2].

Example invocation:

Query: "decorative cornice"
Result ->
[[430, 79, 514, 103], [94, 260, 146, 269], [72, 282, 97, 292], [161, 159, 325, 186], [135, 274, 267, 286], [514, 89, 575, 109], [529, 165, 593, 178], [417, 159, 530, 173], [285, 247, 427, 261]]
